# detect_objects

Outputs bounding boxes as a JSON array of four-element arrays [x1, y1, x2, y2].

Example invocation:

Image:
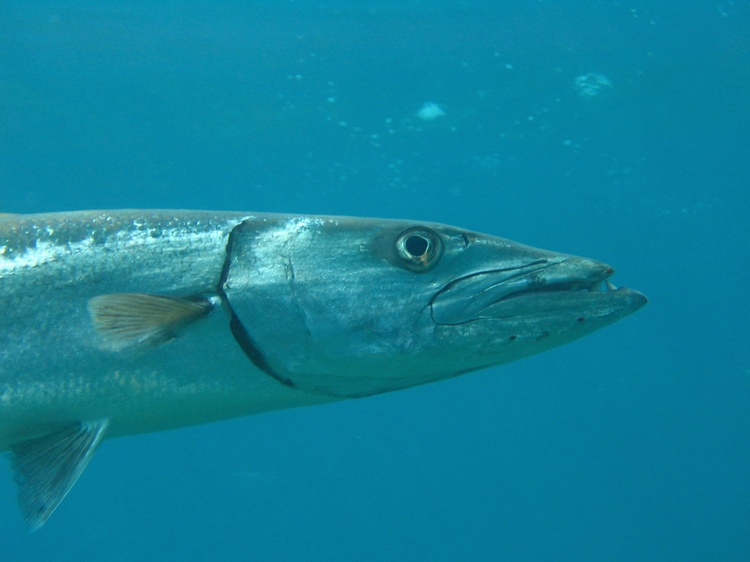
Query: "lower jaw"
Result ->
[[476, 287, 645, 319]]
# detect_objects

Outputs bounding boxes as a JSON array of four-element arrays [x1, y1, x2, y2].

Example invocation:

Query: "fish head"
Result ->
[[223, 215, 647, 398]]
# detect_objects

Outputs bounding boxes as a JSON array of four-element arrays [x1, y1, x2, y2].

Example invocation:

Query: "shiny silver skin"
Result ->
[[0, 210, 646, 452]]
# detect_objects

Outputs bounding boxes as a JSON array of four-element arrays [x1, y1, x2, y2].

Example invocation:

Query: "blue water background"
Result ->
[[1, 1, 748, 560]]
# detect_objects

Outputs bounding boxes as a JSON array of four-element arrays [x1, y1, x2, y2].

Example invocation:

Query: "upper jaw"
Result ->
[[430, 256, 646, 324]]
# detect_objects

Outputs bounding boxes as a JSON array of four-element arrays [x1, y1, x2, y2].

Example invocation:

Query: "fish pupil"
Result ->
[[405, 235, 429, 257]]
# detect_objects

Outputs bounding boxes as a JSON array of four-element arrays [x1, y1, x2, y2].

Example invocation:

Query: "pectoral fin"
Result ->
[[10, 419, 109, 531], [88, 293, 212, 352]]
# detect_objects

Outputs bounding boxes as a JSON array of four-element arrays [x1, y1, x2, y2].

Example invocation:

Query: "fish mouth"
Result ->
[[430, 257, 647, 325]]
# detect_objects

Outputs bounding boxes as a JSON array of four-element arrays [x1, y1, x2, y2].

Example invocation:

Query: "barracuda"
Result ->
[[0, 210, 646, 529]]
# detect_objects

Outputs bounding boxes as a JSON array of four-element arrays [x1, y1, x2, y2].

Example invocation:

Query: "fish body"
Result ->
[[0, 210, 646, 529], [0, 210, 328, 448]]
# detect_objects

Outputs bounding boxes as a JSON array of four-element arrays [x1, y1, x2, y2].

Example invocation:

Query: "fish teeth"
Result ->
[[605, 279, 618, 291]]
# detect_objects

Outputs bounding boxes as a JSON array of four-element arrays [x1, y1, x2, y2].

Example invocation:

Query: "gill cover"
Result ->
[[221, 215, 454, 398]]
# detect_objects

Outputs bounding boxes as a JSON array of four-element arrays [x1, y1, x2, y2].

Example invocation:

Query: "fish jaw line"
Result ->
[[430, 256, 647, 325], [422, 258, 646, 381]]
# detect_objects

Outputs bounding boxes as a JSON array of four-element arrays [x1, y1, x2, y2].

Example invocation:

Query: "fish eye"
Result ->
[[395, 227, 442, 271]]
